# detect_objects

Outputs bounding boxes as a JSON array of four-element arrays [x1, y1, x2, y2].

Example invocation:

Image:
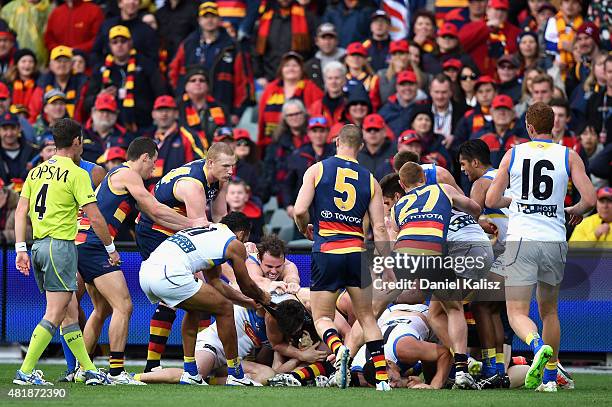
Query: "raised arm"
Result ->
[[227, 240, 270, 304]]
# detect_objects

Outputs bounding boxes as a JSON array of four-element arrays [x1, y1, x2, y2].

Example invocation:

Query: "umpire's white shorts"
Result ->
[[503, 239, 567, 287], [139, 260, 202, 307]]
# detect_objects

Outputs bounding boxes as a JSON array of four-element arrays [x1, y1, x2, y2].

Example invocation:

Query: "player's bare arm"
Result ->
[[174, 179, 208, 219], [442, 183, 481, 220], [485, 149, 512, 209], [565, 149, 597, 225], [265, 312, 326, 363], [91, 164, 107, 188], [294, 164, 319, 237], [436, 166, 463, 194], [395, 337, 452, 389], [14, 196, 31, 275], [470, 179, 498, 234], [226, 240, 271, 305], [203, 266, 257, 309], [211, 181, 229, 222], [282, 261, 301, 293]]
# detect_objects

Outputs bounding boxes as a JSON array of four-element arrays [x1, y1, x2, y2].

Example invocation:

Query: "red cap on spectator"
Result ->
[[95, 93, 117, 112], [474, 75, 497, 90], [389, 39, 410, 54], [363, 114, 385, 130], [438, 23, 458, 38], [0, 177, 4, 189], [597, 187, 612, 200], [576, 22, 600, 46], [398, 130, 421, 145], [105, 147, 126, 162], [153, 95, 177, 110], [233, 128, 250, 141], [0, 82, 9, 99], [491, 94, 514, 110], [421, 151, 448, 169], [346, 42, 367, 56], [442, 58, 462, 70], [397, 70, 417, 84], [488, 0, 509, 10]]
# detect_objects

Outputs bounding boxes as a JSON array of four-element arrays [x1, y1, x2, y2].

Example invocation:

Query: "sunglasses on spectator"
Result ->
[[110, 38, 129, 45], [308, 117, 328, 127], [460, 74, 477, 81], [285, 111, 304, 118], [365, 128, 381, 132], [236, 139, 249, 146]]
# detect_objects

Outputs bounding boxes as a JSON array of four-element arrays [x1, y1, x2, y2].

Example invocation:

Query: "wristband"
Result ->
[[105, 242, 116, 254], [15, 242, 27, 252]]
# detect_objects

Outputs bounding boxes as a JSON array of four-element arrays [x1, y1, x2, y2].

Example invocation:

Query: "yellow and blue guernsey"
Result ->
[[391, 183, 452, 255], [312, 155, 374, 254], [481, 168, 509, 219]]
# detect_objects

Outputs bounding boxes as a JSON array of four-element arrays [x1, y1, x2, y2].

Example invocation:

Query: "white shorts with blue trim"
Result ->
[[139, 259, 203, 307]]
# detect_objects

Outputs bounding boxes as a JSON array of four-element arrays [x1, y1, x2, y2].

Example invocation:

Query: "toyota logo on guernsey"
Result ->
[[321, 210, 333, 219]]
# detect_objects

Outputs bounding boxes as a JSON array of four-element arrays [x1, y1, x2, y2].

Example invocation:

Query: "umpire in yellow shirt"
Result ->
[[13, 118, 120, 386]]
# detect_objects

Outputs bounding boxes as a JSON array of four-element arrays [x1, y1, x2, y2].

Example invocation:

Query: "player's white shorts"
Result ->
[[503, 239, 567, 287], [195, 327, 226, 371], [447, 242, 494, 280], [139, 259, 202, 307]]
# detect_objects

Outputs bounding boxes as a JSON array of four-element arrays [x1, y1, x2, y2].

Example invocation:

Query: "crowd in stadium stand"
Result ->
[[0, 0, 610, 243]]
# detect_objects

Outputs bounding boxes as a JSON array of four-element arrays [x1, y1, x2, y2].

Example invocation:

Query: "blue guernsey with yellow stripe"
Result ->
[[481, 168, 509, 218], [312, 155, 374, 254], [391, 183, 452, 255]]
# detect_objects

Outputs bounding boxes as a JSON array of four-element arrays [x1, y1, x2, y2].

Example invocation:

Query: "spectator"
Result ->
[[515, 30, 563, 90], [515, 67, 545, 117], [543, 0, 583, 77], [590, 143, 612, 185], [515, 73, 555, 133], [0, 82, 35, 143], [257, 51, 323, 149], [379, 70, 429, 138], [0, 21, 16, 79], [102, 146, 127, 172], [0, 112, 38, 188], [344, 42, 381, 111], [307, 61, 347, 127], [27, 132, 56, 169], [29, 46, 88, 124], [518, 0, 544, 31], [430, 74, 466, 153], [263, 99, 308, 207], [442, 58, 462, 85], [0, 177, 32, 244], [254, 0, 316, 82], [579, 124, 607, 189], [565, 22, 601, 98], [496, 54, 522, 103], [328, 82, 372, 141], [534, 2, 557, 47], [410, 10, 437, 55], [1, 0, 51, 66], [471, 94, 528, 167], [44, 0, 104, 54], [458, 65, 478, 108], [71, 49, 89, 76], [409, 105, 452, 170], [397, 130, 424, 157], [155, 0, 199, 60], [322, 0, 373, 48], [459, 0, 520, 77], [454, 75, 497, 147], [588, 0, 611, 52], [446, 0, 487, 30], [169, 2, 254, 123], [226, 179, 264, 243], [217, 0, 259, 37], [423, 22, 475, 74], [358, 113, 396, 175], [570, 52, 607, 133], [148, 95, 205, 186], [408, 41, 428, 90], [6, 49, 39, 109], [569, 187, 612, 242], [586, 55, 612, 146], [364, 10, 391, 72], [231, 128, 263, 200], [177, 65, 227, 148], [376, 40, 412, 105], [81, 93, 136, 163], [86, 25, 165, 132], [283, 116, 335, 217], [304, 23, 346, 89], [32, 90, 68, 145]]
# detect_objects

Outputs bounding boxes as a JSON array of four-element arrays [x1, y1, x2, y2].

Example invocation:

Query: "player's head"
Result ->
[[256, 234, 287, 280], [335, 124, 363, 156], [458, 139, 492, 181], [274, 299, 305, 339], [398, 162, 425, 191], [380, 173, 404, 216], [51, 118, 83, 160], [127, 137, 159, 179], [392, 151, 419, 173], [206, 142, 236, 182], [525, 102, 555, 139], [220, 211, 251, 242]]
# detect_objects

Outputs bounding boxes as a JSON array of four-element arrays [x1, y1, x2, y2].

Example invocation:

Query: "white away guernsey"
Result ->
[[507, 140, 569, 242]]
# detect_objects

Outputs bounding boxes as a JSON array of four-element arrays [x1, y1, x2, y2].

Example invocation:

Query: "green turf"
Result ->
[[0, 364, 610, 407]]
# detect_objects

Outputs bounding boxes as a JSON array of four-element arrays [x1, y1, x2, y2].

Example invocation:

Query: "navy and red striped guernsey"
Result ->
[[312, 155, 375, 254], [76, 163, 137, 244], [391, 183, 453, 255]]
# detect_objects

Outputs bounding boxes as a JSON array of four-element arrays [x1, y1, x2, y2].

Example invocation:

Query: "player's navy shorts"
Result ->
[[310, 252, 370, 292], [77, 242, 121, 284], [135, 223, 166, 261]]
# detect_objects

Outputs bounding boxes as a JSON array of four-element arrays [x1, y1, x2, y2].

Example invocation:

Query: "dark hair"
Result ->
[[431, 73, 452, 87], [410, 10, 436, 39], [127, 137, 158, 160], [220, 211, 252, 235], [274, 299, 305, 338], [549, 98, 570, 116], [526, 102, 554, 134], [393, 151, 420, 172], [51, 118, 82, 149], [257, 234, 287, 260], [380, 173, 404, 198], [458, 139, 492, 166], [228, 178, 250, 193]]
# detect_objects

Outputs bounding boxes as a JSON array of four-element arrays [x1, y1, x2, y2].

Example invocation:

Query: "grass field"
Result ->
[[1, 364, 610, 407]]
